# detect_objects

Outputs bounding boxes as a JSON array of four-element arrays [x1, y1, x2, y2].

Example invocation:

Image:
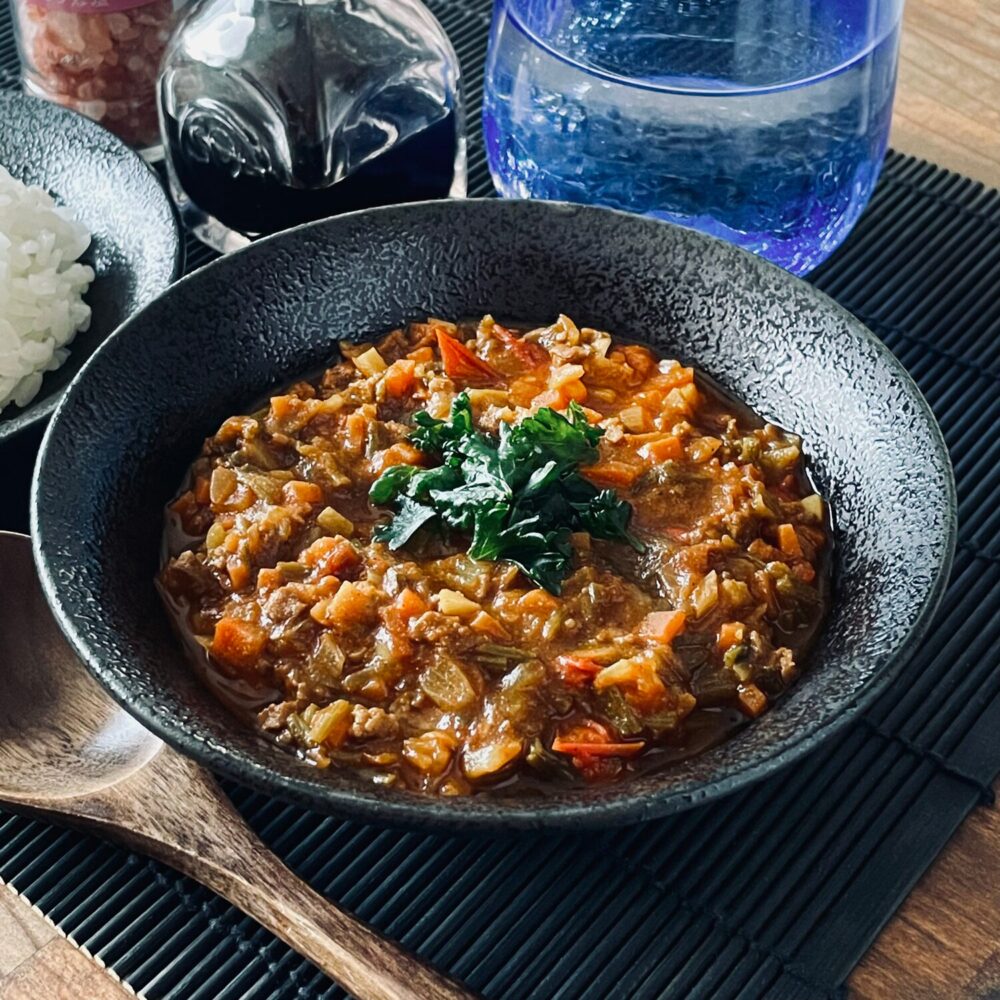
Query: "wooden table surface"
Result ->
[[2, 1, 999, 997]]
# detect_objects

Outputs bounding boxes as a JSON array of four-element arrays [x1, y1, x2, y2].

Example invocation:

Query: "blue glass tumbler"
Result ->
[[484, 0, 905, 275]]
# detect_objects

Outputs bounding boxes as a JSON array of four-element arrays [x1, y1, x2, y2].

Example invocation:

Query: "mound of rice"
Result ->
[[0, 166, 95, 413]]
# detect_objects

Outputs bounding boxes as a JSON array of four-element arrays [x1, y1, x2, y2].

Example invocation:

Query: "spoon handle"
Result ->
[[180, 838, 471, 1000], [81, 748, 473, 1000]]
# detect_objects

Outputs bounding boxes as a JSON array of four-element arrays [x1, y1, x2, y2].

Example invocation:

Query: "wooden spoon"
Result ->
[[0, 531, 471, 1000]]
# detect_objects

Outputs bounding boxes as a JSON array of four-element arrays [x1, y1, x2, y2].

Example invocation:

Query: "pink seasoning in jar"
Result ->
[[15, 0, 175, 151]]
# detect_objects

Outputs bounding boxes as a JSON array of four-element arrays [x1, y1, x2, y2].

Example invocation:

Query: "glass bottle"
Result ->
[[158, 0, 466, 252]]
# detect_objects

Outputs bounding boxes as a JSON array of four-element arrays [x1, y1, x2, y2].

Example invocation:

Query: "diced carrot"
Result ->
[[470, 610, 510, 638], [211, 618, 267, 671], [257, 567, 283, 592], [640, 436, 683, 463], [282, 480, 324, 505], [533, 387, 568, 410], [562, 379, 588, 402], [301, 536, 359, 576], [580, 406, 604, 424], [193, 475, 211, 505], [227, 558, 251, 591], [312, 576, 341, 598], [407, 345, 435, 362], [269, 395, 295, 422], [436, 330, 501, 384], [687, 436, 722, 463], [509, 375, 544, 408], [309, 700, 353, 748], [658, 361, 695, 389], [494, 323, 549, 367], [169, 490, 198, 519], [558, 720, 613, 744], [640, 609, 687, 644], [323, 580, 375, 625], [581, 461, 641, 489], [622, 344, 655, 379], [552, 739, 645, 758], [383, 358, 416, 398], [370, 441, 424, 476], [738, 683, 768, 718], [519, 588, 560, 614], [554, 654, 603, 687], [717, 621, 745, 651], [792, 561, 817, 583], [748, 538, 782, 562], [344, 412, 368, 451], [393, 587, 429, 621], [593, 657, 669, 712], [777, 523, 803, 558]]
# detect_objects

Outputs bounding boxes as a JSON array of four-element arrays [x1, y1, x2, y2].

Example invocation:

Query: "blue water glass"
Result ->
[[483, 0, 904, 275]]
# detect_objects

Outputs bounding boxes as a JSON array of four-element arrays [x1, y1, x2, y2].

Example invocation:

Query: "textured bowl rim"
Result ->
[[0, 93, 185, 443], [31, 198, 958, 829]]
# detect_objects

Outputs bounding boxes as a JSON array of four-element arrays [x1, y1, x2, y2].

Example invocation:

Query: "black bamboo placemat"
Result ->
[[2, 1, 1000, 997]]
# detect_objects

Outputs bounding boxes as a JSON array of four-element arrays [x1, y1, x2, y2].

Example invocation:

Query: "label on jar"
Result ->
[[26, 0, 163, 12]]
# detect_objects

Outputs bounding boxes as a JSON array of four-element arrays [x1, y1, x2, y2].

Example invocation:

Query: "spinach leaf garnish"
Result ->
[[370, 393, 644, 594]]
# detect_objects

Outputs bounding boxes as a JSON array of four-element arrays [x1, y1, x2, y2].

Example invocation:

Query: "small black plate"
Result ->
[[0, 94, 183, 442], [31, 199, 956, 829]]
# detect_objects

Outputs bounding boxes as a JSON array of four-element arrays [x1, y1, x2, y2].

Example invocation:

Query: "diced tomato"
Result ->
[[436, 329, 502, 384], [494, 323, 549, 367], [640, 609, 686, 644], [554, 654, 603, 687], [211, 618, 267, 671], [792, 561, 817, 583]]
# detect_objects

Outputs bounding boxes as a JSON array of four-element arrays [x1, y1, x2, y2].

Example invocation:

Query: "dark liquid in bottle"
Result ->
[[164, 111, 460, 236]]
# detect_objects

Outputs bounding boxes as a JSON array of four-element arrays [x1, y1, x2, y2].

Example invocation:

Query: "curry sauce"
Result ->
[[160, 316, 829, 795]]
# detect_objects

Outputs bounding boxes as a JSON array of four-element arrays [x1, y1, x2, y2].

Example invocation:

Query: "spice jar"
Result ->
[[11, 0, 177, 153]]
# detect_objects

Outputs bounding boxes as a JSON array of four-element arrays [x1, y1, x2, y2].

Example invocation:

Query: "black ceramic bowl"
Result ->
[[0, 94, 183, 443], [32, 200, 955, 829]]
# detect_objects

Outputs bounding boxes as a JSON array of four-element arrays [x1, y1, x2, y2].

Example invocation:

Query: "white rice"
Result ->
[[0, 166, 95, 413]]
